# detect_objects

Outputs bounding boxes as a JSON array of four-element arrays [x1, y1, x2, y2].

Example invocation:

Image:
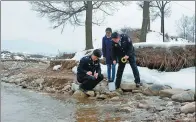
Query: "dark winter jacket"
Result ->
[[102, 35, 113, 64], [77, 55, 101, 78], [112, 34, 135, 61]]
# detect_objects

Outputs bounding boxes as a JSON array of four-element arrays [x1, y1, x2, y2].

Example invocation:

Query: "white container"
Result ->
[[108, 82, 116, 91]]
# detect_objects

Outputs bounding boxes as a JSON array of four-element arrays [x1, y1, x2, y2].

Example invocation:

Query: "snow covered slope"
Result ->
[[100, 64, 195, 90]]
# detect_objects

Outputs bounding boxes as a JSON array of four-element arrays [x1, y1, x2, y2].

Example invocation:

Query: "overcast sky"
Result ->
[[1, 1, 195, 55]]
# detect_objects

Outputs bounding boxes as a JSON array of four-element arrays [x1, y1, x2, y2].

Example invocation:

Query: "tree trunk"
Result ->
[[85, 1, 93, 50], [147, 10, 150, 31], [193, 24, 195, 42], [193, 30, 195, 42], [183, 29, 186, 39], [161, 3, 165, 42], [140, 1, 150, 42]]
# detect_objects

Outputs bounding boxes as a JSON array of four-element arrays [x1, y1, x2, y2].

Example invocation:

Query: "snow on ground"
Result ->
[[73, 64, 195, 90], [133, 42, 195, 48], [13, 56, 24, 60], [72, 49, 94, 61], [134, 31, 195, 48], [101, 64, 195, 90], [146, 31, 191, 43]]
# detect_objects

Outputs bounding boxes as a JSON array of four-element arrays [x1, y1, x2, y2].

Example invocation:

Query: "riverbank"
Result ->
[[1, 60, 195, 122]]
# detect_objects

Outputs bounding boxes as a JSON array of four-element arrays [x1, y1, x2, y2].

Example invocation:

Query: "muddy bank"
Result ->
[[1, 60, 195, 122]]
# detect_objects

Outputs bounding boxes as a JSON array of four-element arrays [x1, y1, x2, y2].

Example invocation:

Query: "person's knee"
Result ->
[[98, 74, 104, 81]]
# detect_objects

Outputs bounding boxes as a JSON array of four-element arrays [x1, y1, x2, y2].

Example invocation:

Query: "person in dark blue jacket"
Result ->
[[77, 49, 104, 91], [111, 32, 142, 93], [102, 27, 116, 83]]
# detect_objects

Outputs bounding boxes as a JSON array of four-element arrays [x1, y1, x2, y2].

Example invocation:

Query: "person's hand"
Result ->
[[86, 71, 92, 76], [124, 55, 129, 60], [113, 60, 116, 65], [103, 57, 106, 63], [94, 73, 98, 79]]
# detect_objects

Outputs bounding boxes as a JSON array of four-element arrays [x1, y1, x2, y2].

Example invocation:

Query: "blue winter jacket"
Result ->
[[102, 35, 113, 64]]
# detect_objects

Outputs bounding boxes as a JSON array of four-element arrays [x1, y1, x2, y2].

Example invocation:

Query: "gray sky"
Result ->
[[1, 1, 195, 54]]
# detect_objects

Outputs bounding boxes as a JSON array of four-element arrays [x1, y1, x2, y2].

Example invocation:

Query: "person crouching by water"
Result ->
[[102, 27, 116, 83], [77, 49, 104, 92]]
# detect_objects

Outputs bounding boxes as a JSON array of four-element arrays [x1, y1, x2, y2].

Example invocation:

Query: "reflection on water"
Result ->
[[1, 82, 76, 122], [2, 82, 125, 122]]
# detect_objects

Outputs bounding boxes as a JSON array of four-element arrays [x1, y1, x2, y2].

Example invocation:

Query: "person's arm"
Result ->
[[96, 62, 101, 75], [126, 36, 134, 56], [77, 58, 88, 74], [102, 37, 106, 58]]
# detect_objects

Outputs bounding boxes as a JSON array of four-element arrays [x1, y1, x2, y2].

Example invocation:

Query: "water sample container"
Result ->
[[108, 81, 115, 91]]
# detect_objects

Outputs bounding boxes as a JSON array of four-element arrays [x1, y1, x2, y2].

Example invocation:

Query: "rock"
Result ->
[[166, 101, 173, 106], [62, 85, 71, 91], [181, 102, 196, 114], [95, 91, 100, 97], [161, 97, 171, 101], [1, 77, 9, 82], [137, 103, 150, 109], [137, 100, 150, 109], [72, 90, 87, 98], [193, 112, 196, 117], [121, 82, 149, 91], [142, 84, 171, 96], [34, 78, 44, 84], [171, 91, 195, 102], [187, 113, 193, 118], [105, 91, 120, 98], [134, 93, 145, 100], [120, 82, 137, 90], [181, 102, 190, 106], [88, 97, 96, 100], [31, 79, 44, 87], [21, 85, 27, 89], [86, 91, 95, 97], [110, 96, 120, 101], [116, 107, 131, 113], [159, 89, 185, 98], [97, 94, 108, 100], [71, 83, 79, 91], [155, 106, 165, 112], [180, 113, 186, 117], [44, 87, 56, 93], [132, 89, 142, 93]]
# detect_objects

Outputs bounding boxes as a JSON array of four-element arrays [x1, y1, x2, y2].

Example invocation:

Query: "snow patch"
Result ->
[[53, 65, 62, 71], [100, 64, 195, 90], [13, 56, 24, 60]]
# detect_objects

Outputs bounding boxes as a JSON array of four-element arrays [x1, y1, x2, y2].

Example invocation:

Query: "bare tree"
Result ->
[[137, 1, 159, 31], [188, 15, 195, 42], [140, 1, 150, 42], [29, 1, 129, 50], [151, 1, 171, 42], [176, 15, 191, 40], [177, 14, 195, 42]]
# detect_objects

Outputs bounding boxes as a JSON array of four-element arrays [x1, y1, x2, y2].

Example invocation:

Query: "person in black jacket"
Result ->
[[111, 32, 142, 92], [77, 49, 104, 91]]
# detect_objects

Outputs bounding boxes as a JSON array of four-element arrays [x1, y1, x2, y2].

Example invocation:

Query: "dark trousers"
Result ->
[[77, 74, 104, 90], [115, 55, 140, 89]]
